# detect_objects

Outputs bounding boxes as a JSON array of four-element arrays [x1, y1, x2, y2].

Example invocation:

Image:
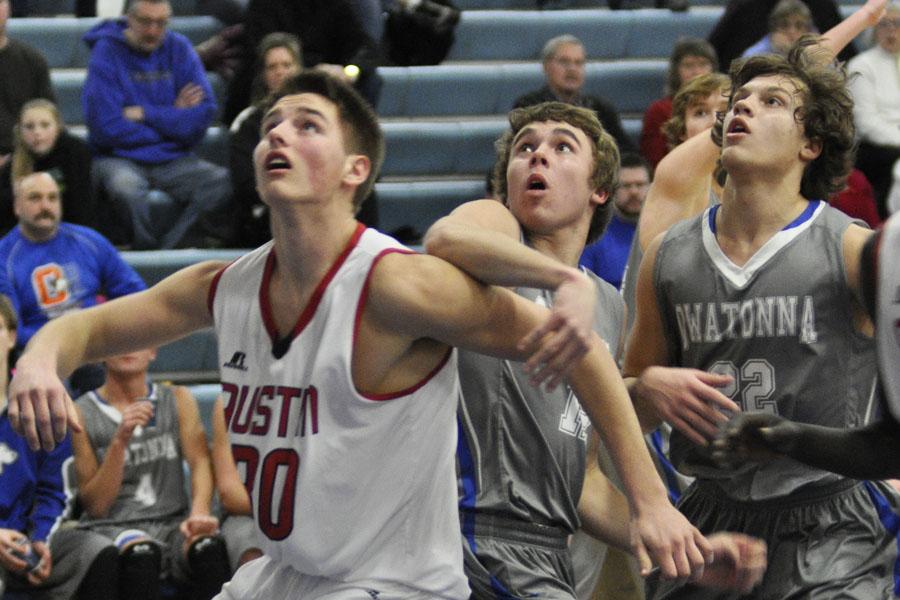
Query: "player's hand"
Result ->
[[180, 513, 220, 544], [175, 83, 205, 108], [694, 533, 767, 593], [631, 499, 713, 580], [0, 529, 30, 572], [520, 270, 596, 390], [26, 542, 52, 585], [711, 413, 799, 469], [634, 366, 738, 446], [115, 401, 154, 444], [8, 363, 81, 451]]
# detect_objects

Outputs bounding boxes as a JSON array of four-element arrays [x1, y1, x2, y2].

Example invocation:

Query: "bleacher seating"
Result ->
[[8, 16, 223, 68]]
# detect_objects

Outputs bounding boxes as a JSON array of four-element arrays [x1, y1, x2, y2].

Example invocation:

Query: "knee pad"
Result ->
[[187, 536, 231, 600], [119, 541, 162, 600]]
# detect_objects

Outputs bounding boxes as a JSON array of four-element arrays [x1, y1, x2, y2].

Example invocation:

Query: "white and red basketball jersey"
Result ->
[[209, 224, 467, 597], [879, 213, 900, 423]]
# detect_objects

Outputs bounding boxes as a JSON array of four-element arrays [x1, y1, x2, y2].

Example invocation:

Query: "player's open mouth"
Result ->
[[265, 152, 291, 171], [727, 118, 749, 134], [526, 174, 548, 191]]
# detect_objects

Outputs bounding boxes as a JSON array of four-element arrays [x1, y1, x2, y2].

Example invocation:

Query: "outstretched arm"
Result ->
[[9, 261, 225, 451], [818, 0, 887, 62], [713, 412, 900, 480]]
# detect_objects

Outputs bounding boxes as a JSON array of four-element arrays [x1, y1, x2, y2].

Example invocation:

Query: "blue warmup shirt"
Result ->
[[82, 18, 216, 164], [0, 410, 73, 542], [579, 213, 637, 291], [0, 223, 146, 346]]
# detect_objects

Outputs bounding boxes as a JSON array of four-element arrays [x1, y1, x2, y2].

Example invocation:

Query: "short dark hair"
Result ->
[[126, 0, 169, 13], [264, 71, 385, 213], [712, 37, 854, 200], [619, 152, 650, 175], [666, 37, 718, 95], [492, 101, 619, 244]]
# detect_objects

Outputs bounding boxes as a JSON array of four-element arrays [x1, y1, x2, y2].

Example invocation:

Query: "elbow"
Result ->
[[81, 495, 112, 519], [422, 219, 460, 259]]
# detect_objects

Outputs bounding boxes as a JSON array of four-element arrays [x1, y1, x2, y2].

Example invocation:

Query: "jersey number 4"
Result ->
[[232, 444, 299, 540]]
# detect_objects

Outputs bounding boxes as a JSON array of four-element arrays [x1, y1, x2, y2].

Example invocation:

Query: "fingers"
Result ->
[[49, 391, 74, 443], [635, 542, 654, 577]]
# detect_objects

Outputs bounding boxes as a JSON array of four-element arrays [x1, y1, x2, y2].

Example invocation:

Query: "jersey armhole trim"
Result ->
[[207, 263, 230, 316], [353, 247, 454, 402]]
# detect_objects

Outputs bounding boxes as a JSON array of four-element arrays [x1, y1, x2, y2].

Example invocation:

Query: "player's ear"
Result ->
[[343, 154, 370, 188], [799, 136, 822, 162], [590, 188, 609, 207]]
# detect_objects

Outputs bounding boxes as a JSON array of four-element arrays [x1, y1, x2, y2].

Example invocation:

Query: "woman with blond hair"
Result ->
[[0, 99, 96, 236]]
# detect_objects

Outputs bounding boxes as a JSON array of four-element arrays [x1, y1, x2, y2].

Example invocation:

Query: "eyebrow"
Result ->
[[262, 105, 328, 126], [512, 126, 583, 147]]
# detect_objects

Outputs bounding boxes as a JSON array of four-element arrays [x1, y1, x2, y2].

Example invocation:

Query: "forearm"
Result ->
[[189, 457, 215, 515], [18, 311, 97, 381], [425, 218, 583, 288], [819, 1, 884, 62], [774, 418, 900, 480], [625, 375, 663, 433], [570, 344, 669, 513], [80, 439, 127, 518], [578, 455, 633, 552]]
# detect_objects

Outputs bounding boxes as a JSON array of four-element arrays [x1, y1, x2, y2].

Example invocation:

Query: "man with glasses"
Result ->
[[514, 35, 635, 153], [850, 1, 900, 217], [82, 0, 232, 249]]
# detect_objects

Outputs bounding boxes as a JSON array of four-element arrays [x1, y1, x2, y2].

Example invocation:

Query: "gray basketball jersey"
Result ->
[[457, 271, 625, 534], [655, 202, 877, 500], [622, 186, 721, 342], [76, 383, 189, 524]]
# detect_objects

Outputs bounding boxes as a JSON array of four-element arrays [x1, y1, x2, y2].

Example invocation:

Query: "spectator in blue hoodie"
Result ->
[[83, 0, 232, 249]]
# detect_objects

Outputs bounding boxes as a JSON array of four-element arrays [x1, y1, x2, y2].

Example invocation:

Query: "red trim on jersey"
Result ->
[[260, 223, 366, 353], [207, 264, 228, 316], [353, 248, 454, 401]]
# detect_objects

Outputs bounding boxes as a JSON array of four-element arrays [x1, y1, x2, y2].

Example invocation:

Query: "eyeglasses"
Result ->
[[551, 58, 585, 69], [131, 14, 169, 28]]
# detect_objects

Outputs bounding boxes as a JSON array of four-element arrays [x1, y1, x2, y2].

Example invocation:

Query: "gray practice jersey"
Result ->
[[656, 202, 877, 500], [76, 383, 189, 524], [457, 271, 625, 534]]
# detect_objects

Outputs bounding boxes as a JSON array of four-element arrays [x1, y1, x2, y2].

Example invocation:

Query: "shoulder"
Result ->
[[514, 88, 547, 108], [5, 38, 46, 64]]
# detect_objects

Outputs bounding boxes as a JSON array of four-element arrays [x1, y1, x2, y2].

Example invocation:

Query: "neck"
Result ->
[[718, 170, 808, 240], [528, 224, 589, 268], [99, 372, 150, 405], [550, 87, 577, 103], [268, 197, 361, 290]]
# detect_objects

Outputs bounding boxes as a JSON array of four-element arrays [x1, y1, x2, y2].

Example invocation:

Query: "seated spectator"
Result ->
[[0, 294, 118, 600], [229, 32, 301, 248], [71, 348, 231, 600], [0, 172, 146, 395], [579, 152, 650, 291], [84, 0, 232, 249], [0, 100, 98, 236], [209, 395, 261, 573], [514, 35, 635, 153], [849, 1, 900, 217], [640, 38, 718, 170], [223, 0, 381, 123], [742, 0, 815, 57], [0, 0, 55, 168], [708, 0, 853, 70]]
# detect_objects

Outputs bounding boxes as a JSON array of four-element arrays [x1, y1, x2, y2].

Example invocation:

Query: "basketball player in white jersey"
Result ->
[[4, 71, 712, 598], [712, 213, 900, 479]]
